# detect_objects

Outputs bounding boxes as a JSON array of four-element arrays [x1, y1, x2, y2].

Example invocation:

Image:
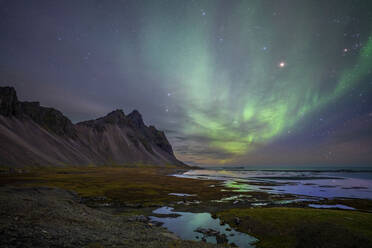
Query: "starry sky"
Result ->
[[1, 0, 372, 168]]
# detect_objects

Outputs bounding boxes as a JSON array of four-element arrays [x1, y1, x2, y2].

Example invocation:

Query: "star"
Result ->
[[278, 61, 286, 68]]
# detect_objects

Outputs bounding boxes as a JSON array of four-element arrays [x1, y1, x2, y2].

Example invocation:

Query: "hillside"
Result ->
[[0, 86, 185, 167]]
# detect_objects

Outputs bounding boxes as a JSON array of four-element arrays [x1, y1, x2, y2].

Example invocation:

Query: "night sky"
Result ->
[[1, 0, 372, 167]]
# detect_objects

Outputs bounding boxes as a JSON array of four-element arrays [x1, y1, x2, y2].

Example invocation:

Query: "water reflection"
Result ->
[[308, 204, 355, 210], [150, 206, 258, 248]]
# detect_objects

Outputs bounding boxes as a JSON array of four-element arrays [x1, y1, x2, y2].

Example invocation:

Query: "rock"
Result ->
[[123, 203, 143, 208], [195, 227, 230, 244], [128, 215, 149, 222], [147, 125, 174, 155], [147, 204, 163, 208], [234, 217, 241, 225], [195, 227, 219, 236], [215, 233, 228, 244], [150, 220, 163, 227], [161, 232, 179, 240], [0, 86, 20, 116], [195, 227, 208, 234], [127, 110, 145, 129]]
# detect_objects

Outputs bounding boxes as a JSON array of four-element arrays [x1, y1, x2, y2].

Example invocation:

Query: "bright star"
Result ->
[[278, 61, 286, 68]]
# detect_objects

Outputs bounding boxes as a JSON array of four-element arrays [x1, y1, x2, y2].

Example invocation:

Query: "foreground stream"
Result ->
[[150, 206, 258, 247]]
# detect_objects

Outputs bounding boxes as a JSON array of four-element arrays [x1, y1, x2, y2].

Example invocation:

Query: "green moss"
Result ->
[[217, 207, 372, 248], [0, 167, 226, 205], [85, 243, 104, 248], [117, 209, 150, 217]]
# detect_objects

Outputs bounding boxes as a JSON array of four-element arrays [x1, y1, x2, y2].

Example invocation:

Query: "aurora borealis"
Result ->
[[1, 0, 372, 167]]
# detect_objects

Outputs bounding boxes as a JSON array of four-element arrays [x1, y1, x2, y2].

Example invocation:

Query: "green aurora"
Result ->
[[2, 0, 372, 166], [135, 1, 372, 164]]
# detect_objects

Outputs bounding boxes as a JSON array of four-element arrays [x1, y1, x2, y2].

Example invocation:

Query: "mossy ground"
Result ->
[[0, 167, 229, 206], [217, 207, 372, 248]]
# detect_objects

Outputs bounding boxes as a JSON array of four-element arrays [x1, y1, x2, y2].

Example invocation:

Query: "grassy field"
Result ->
[[217, 207, 372, 248], [0, 167, 229, 205]]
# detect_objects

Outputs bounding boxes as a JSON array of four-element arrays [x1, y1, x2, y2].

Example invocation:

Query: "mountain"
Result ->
[[0, 86, 185, 167]]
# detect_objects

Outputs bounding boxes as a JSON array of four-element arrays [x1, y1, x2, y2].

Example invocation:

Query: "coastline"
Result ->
[[1, 167, 372, 247]]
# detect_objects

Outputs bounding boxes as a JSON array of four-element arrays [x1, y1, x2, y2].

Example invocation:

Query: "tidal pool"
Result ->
[[150, 206, 258, 248], [168, 193, 196, 197], [308, 204, 355, 210]]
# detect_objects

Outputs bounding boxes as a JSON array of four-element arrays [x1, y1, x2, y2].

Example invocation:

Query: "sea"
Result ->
[[174, 167, 372, 200]]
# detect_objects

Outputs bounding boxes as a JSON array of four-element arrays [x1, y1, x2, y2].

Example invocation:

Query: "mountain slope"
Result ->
[[0, 86, 185, 167]]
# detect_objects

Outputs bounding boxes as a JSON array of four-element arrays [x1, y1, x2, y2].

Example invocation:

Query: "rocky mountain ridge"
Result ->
[[0, 86, 184, 167]]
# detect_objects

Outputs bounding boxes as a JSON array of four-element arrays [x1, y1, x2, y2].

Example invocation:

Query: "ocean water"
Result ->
[[175, 169, 372, 200]]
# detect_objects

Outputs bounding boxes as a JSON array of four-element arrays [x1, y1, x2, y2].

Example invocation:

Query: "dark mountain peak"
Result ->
[[105, 109, 125, 117], [0, 86, 20, 117], [77, 109, 127, 129], [0, 86, 184, 167], [128, 109, 142, 119], [0, 86, 17, 98], [127, 109, 145, 128], [0, 86, 76, 137], [147, 125, 174, 155], [102, 109, 126, 123]]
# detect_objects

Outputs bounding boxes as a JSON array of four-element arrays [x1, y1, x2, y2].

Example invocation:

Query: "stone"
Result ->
[[234, 217, 241, 225]]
